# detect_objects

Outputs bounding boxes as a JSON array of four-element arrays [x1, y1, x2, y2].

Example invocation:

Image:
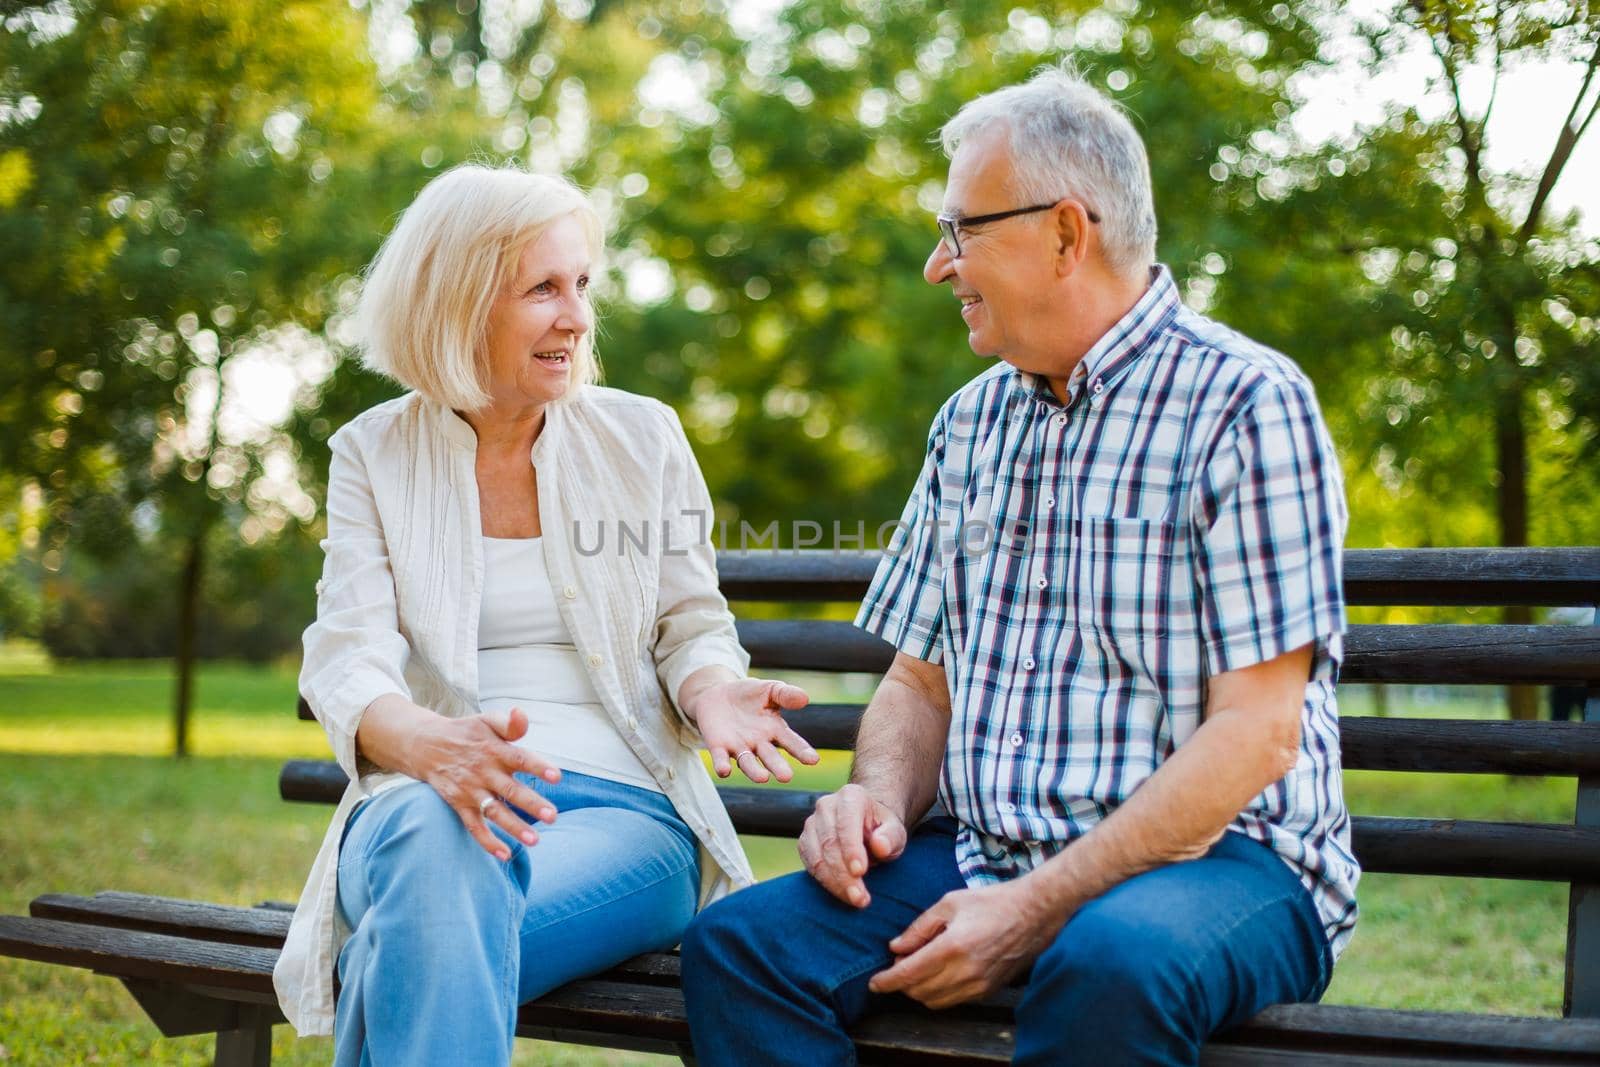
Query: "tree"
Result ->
[[1198, 1, 1600, 717], [546, 0, 1336, 534], [1376, 1, 1598, 718], [0, 0, 414, 752], [10, 0, 1594, 734]]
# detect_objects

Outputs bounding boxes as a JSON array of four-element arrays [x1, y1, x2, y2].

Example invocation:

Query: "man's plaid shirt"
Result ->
[[856, 266, 1359, 956]]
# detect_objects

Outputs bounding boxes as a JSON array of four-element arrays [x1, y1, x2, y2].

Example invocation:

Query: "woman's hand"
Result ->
[[360, 696, 562, 862], [680, 674, 820, 783], [409, 706, 565, 860]]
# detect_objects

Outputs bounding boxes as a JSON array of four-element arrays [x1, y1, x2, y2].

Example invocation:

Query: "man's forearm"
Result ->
[[1022, 644, 1312, 918], [850, 654, 951, 826], [1032, 705, 1293, 912]]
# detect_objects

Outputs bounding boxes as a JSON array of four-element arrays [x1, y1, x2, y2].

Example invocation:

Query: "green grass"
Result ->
[[1327, 770, 1573, 1014], [0, 656, 1580, 1063], [0, 658, 328, 759]]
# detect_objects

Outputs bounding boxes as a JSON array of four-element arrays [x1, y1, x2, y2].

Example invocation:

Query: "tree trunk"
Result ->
[[172, 522, 208, 758], [1496, 386, 1538, 721]]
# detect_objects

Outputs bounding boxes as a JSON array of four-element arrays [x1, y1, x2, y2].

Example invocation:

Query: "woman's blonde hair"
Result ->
[[354, 164, 604, 411]]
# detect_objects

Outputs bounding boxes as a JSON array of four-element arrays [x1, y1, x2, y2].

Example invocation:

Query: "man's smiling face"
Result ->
[[923, 127, 1063, 370]]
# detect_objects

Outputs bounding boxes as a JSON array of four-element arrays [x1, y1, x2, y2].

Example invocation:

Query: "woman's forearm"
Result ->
[[353, 693, 441, 779]]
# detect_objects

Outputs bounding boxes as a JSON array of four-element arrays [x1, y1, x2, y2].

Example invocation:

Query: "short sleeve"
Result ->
[[1190, 378, 1347, 678], [854, 408, 950, 663]]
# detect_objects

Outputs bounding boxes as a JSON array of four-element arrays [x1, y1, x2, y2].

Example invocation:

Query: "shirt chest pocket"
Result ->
[[1066, 516, 1179, 645]]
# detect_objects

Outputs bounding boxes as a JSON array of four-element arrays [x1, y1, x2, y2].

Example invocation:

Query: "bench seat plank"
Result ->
[[10, 907, 1600, 1063], [0, 914, 278, 992], [31, 892, 291, 948]]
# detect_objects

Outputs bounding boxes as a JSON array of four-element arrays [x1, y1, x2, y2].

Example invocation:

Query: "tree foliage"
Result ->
[[2, 0, 1597, 729], [1, 0, 425, 748]]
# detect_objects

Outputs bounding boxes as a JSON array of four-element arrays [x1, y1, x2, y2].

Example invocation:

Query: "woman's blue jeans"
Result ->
[[682, 819, 1331, 1067], [333, 770, 699, 1067]]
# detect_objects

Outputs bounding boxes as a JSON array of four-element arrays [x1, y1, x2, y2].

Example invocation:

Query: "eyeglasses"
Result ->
[[935, 201, 1101, 258]]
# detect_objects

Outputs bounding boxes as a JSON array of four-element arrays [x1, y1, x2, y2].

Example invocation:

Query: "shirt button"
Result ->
[[626, 715, 639, 730], [666, 767, 677, 780], [999, 801, 1017, 813], [1035, 576, 1048, 590], [586, 653, 603, 669], [1092, 380, 1104, 395], [1053, 413, 1067, 428], [563, 585, 577, 600], [1023, 658, 1035, 671], [1009, 731, 1024, 747], [1044, 496, 1055, 509]]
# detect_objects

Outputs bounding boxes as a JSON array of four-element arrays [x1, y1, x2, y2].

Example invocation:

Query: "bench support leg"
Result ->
[[117, 979, 274, 1066], [1565, 613, 1600, 1018], [1569, 872, 1600, 1016], [214, 1004, 273, 1067]]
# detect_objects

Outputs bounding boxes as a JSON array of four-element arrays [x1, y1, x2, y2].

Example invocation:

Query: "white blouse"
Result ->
[[277, 386, 754, 1037], [478, 536, 659, 792]]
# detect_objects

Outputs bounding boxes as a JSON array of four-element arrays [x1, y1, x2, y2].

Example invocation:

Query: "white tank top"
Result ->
[[477, 536, 661, 793]]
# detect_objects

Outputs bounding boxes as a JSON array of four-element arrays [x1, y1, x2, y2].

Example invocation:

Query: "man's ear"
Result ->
[[1052, 200, 1092, 278]]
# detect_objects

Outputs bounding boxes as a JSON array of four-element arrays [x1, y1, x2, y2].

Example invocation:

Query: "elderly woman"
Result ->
[[272, 165, 818, 1066]]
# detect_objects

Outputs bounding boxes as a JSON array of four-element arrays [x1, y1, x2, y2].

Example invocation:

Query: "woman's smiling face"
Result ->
[[479, 212, 594, 416]]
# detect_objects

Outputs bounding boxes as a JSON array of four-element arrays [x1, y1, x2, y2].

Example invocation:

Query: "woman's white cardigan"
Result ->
[[274, 386, 755, 1036]]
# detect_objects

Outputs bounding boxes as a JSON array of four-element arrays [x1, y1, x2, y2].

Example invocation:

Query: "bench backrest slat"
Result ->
[[717, 548, 1600, 606], [274, 758, 1600, 883], [732, 620, 1600, 686], [293, 701, 1600, 776]]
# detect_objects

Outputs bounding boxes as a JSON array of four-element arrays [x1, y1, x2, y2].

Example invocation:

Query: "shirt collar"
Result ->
[[432, 395, 565, 461], [1010, 264, 1180, 410], [437, 401, 479, 449]]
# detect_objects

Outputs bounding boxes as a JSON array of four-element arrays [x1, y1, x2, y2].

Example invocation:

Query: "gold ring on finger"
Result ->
[[478, 794, 499, 817], [735, 750, 754, 763]]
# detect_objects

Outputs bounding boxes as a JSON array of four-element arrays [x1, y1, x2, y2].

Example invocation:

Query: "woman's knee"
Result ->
[[346, 783, 531, 899]]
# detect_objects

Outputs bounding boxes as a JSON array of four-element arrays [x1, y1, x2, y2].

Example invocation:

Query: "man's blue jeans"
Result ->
[[333, 770, 700, 1067], [682, 819, 1331, 1066]]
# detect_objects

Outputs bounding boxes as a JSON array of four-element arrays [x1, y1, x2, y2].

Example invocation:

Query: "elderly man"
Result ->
[[681, 66, 1358, 1065]]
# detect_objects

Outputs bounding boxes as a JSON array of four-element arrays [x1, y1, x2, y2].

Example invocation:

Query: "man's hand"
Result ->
[[868, 878, 1069, 1010], [797, 783, 908, 907]]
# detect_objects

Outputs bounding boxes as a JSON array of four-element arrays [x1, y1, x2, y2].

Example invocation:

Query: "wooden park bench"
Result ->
[[4, 547, 1600, 1064]]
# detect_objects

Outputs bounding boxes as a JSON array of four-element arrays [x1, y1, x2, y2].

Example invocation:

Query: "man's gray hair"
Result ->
[[940, 65, 1157, 278]]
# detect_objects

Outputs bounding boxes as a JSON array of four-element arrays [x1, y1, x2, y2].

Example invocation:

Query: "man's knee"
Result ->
[[683, 880, 788, 973], [684, 872, 870, 1005]]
